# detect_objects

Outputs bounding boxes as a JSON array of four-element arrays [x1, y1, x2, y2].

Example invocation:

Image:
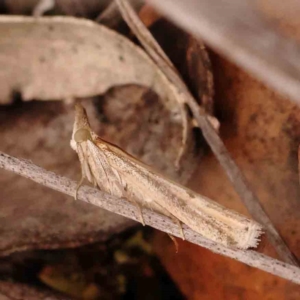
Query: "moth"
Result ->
[[70, 103, 263, 249]]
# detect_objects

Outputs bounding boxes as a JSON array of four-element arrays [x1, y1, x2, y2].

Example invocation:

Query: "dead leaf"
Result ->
[[0, 280, 71, 300], [152, 52, 300, 299], [149, 18, 214, 112], [39, 265, 101, 299], [0, 14, 196, 121]]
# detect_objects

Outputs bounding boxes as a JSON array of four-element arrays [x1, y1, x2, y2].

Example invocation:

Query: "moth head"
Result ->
[[70, 103, 92, 151]]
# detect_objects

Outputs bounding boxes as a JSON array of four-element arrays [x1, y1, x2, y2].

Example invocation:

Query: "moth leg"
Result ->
[[126, 197, 145, 226], [151, 201, 185, 240], [75, 175, 84, 200], [122, 183, 145, 226], [168, 234, 179, 253], [174, 218, 185, 240]]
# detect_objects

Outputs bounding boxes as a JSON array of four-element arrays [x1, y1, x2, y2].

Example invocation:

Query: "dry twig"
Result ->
[[96, 0, 143, 27], [32, 0, 55, 16], [0, 151, 300, 284], [115, 0, 299, 265]]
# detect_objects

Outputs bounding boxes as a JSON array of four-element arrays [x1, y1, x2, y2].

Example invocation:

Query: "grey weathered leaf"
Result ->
[[0, 15, 191, 118]]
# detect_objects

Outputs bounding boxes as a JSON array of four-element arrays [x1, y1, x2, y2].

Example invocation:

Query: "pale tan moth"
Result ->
[[70, 103, 263, 249]]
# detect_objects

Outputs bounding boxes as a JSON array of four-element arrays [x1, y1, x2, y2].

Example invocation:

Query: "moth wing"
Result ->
[[90, 139, 176, 219], [111, 154, 262, 249], [85, 140, 126, 198], [77, 142, 95, 185], [88, 138, 228, 237]]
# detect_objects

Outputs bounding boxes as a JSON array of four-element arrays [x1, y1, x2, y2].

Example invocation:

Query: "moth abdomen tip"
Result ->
[[238, 223, 264, 249]]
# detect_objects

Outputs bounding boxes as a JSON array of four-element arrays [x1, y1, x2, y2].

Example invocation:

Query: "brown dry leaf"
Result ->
[[149, 18, 214, 112], [39, 265, 101, 299], [255, 0, 300, 41], [0, 280, 71, 300], [152, 52, 300, 299]]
